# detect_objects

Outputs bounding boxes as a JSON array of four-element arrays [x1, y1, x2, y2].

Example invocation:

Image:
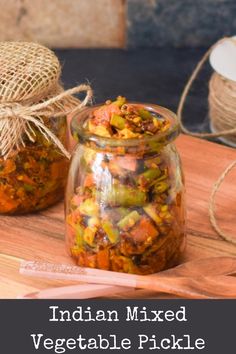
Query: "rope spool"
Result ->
[[177, 36, 236, 245], [209, 72, 236, 146]]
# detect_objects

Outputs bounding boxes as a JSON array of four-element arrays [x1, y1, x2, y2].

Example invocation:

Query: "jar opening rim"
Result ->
[[71, 102, 180, 148]]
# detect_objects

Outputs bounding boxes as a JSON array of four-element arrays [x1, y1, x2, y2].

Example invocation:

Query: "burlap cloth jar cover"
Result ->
[[0, 42, 92, 214]]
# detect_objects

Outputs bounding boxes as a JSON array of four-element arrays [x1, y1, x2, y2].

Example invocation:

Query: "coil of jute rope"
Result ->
[[177, 36, 236, 245]]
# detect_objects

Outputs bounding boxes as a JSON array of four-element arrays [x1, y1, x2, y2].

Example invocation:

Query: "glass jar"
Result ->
[[66, 103, 186, 275], [0, 115, 68, 214]]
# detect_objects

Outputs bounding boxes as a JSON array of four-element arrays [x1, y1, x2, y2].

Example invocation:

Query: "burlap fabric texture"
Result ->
[[0, 42, 92, 159]]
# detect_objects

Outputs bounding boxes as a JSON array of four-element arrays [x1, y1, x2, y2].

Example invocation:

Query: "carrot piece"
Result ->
[[93, 103, 121, 127], [0, 188, 19, 213], [130, 217, 159, 242], [71, 195, 84, 208], [114, 156, 137, 172], [50, 161, 67, 179], [85, 253, 97, 268], [97, 248, 110, 270], [17, 174, 36, 185], [84, 174, 94, 187], [0, 159, 16, 175]]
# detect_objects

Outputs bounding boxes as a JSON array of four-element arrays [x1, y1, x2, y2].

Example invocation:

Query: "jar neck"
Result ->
[[71, 103, 180, 155]]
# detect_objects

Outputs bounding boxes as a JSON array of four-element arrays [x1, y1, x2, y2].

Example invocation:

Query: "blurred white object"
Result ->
[[210, 36, 236, 82]]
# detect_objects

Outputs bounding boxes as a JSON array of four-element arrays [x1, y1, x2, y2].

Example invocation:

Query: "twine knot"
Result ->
[[0, 103, 24, 119], [0, 84, 93, 160]]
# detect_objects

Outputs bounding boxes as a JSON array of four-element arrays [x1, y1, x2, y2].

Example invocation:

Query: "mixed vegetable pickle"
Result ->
[[0, 116, 68, 214], [66, 97, 185, 274]]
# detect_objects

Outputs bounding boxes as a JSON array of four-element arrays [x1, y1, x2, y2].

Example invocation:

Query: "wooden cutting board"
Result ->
[[1, 134, 236, 299]]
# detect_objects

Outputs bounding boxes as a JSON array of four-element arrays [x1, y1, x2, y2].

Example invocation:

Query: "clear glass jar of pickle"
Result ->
[[0, 115, 68, 214], [65, 99, 186, 275]]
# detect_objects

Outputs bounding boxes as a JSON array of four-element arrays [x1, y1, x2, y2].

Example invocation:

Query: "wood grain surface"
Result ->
[[1, 134, 236, 299]]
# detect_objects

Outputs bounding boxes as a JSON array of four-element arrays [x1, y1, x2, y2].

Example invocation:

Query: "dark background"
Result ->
[[57, 47, 211, 135], [127, 0, 236, 48]]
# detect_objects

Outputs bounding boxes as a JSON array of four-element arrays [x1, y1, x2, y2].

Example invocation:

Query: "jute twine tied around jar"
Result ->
[[0, 42, 93, 160], [177, 36, 236, 245]]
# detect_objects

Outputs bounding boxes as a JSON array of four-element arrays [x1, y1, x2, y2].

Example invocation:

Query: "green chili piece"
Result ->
[[147, 140, 163, 153], [104, 185, 147, 207], [138, 108, 152, 120], [102, 220, 120, 243], [72, 132, 79, 143], [92, 125, 111, 137], [114, 96, 126, 107], [154, 181, 169, 193], [116, 207, 130, 218], [138, 168, 161, 186], [117, 210, 141, 230], [110, 114, 126, 129], [83, 227, 97, 247], [83, 147, 98, 165], [144, 156, 161, 168], [74, 223, 84, 247], [79, 198, 99, 216], [118, 255, 134, 273], [23, 183, 34, 192], [143, 204, 162, 225], [155, 173, 167, 182]]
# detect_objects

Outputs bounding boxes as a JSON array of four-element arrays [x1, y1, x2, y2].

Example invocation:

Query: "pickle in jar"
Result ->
[[66, 97, 185, 274]]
